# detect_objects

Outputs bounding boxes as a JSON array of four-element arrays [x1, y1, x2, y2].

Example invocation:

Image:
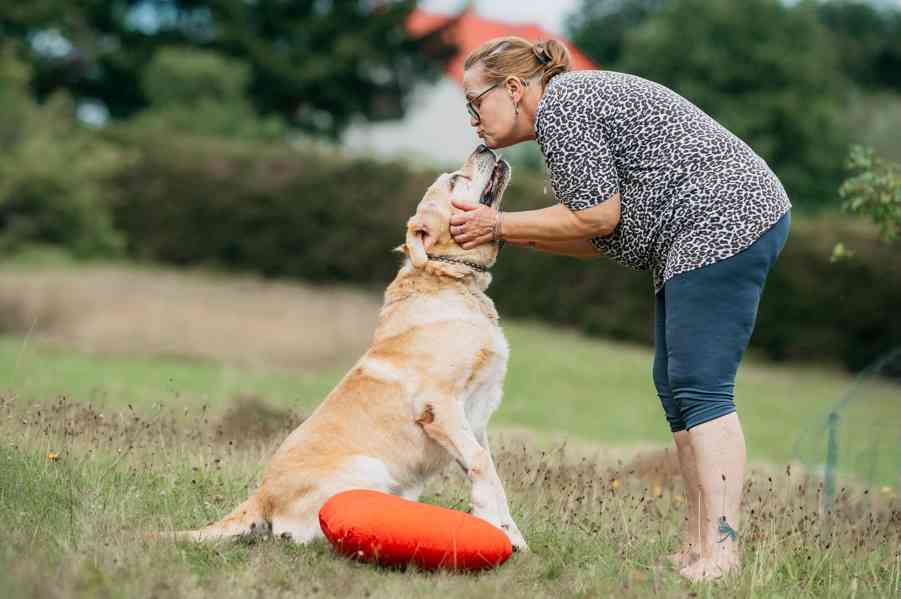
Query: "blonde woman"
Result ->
[[440, 37, 791, 581]]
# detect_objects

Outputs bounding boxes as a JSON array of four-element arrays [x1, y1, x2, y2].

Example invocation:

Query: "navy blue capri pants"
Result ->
[[654, 212, 791, 432]]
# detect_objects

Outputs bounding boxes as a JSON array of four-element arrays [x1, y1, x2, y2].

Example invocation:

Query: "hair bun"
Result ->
[[462, 36, 572, 89], [532, 43, 550, 65]]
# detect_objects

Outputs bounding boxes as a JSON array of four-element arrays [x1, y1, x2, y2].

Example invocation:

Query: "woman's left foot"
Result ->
[[679, 556, 739, 582]]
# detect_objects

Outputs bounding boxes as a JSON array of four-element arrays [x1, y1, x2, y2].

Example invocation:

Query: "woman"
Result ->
[[443, 37, 791, 581]]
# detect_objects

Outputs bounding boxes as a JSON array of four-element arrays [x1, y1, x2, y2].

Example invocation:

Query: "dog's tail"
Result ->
[[150, 494, 270, 542]]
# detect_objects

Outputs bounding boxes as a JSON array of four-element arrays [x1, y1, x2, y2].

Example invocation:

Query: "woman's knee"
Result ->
[[652, 352, 670, 396], [675, 390, 736, 430], [660, 397, 687, 432], [655, 369, 686, 432], [653, 351, 686, 432]]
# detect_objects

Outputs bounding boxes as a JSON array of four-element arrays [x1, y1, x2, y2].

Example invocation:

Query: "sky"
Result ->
[[418, 0, 582, 36]]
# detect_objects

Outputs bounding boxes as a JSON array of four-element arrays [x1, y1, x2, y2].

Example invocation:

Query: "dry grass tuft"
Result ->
[[618, 447, 683, 487], [216, 394, 305, 446]]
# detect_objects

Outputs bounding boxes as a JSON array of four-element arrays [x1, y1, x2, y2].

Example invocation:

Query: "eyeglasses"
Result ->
[[466, 77, 530, 124], [466, 83, 500, 124]]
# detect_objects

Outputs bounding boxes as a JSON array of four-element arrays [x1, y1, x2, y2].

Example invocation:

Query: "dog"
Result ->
[[163, 145, 527, 549]]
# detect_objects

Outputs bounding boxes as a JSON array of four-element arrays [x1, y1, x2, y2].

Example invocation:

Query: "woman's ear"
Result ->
[[404, 216, 429, 268], [505, 76, 524, 102]]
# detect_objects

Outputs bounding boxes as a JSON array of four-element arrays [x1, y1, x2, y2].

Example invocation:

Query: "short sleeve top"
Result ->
[[534, 70, 791, 293]]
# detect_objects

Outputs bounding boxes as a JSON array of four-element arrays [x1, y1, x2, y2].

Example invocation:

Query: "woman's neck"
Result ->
[[517, 82, 545, 142]]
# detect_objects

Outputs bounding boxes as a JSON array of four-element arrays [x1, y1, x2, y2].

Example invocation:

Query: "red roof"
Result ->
[[406, 8, 598, 86]]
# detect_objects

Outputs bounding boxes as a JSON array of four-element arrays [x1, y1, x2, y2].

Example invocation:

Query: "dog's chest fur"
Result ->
[[375, 265, 509, 432]]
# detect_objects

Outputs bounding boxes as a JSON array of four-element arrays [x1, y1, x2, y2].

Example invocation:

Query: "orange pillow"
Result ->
[[319, 489, 513, 570]]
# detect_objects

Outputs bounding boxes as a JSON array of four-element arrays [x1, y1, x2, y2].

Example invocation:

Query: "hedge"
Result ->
[[108, 130, 900, 371]]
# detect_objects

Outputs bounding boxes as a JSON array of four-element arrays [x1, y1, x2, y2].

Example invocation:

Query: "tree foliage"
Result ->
[[0, 47, 128, 256], [130, 46, 285, 139], [565, 0, 666, 67], [832, 146, 901, 261], [816, 0, 901, 92], [567, 0, 850, 208], [0, 0, 444, 137]]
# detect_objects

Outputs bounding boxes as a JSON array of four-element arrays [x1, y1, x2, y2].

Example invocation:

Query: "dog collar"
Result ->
[[426, 254, 490, 273]]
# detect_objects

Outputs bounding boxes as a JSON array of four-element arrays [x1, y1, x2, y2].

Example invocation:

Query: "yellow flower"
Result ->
[[47, 451, 60, 462], [653, 484, 663, 497], [611, 478, 621, 489]]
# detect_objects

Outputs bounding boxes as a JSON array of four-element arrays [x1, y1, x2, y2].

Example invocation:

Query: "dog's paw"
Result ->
[[500, 522, 528, 552]]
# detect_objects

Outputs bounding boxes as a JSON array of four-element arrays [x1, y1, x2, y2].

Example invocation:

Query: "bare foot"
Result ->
[[679, 556, 739, 582], [666, 549, 699, 569]]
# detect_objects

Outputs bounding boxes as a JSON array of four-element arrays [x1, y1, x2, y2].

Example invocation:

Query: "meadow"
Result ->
[[1, 264, 899, 598]]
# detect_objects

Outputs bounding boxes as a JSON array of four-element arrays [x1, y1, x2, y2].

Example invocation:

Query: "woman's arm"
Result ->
[[505, 237, 600, 258], [449, 192, 621, 250], [503, 193, 620, 242]]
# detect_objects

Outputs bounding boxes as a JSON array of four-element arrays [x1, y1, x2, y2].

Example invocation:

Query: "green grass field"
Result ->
[[1, 362, 899, 599], [1, 264, 899, 598], [4, 324, 899, 479]]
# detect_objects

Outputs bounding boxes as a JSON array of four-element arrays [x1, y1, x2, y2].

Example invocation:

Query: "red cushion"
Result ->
[[319, 489, 513, 570]]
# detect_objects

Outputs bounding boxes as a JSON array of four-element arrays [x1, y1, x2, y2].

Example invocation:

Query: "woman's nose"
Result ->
[[469, 114, 479, 127]]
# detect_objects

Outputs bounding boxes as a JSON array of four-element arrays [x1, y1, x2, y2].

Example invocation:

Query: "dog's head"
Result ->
[[401, 145, 511, 272]]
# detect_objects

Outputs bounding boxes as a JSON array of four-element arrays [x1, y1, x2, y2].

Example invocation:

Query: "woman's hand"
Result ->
[[449, 199, 498, 249]]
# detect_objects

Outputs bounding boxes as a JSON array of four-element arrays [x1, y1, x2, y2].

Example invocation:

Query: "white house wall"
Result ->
[[342, 77, 483, 168]]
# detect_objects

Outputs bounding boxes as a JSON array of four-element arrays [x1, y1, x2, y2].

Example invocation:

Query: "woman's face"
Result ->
[[463, 65, 518, 149]]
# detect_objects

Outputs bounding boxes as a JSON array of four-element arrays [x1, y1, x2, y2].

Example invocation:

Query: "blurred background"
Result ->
[[1, 0, 899, 486]]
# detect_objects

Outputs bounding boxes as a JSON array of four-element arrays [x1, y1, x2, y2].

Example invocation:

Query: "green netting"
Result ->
[[794, 347, 901, 509]]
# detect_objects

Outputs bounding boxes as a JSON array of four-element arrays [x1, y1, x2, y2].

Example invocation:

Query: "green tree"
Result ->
[[0, 47, 127, 256], [568, 0, 850, 209], [816, 0, 901, 92], [565, 0, 666, 67], [0, 0, 446, 138], [130, 47, 285, 139]]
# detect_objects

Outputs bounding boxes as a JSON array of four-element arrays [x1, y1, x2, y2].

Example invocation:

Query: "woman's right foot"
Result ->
[[666, 549, 699, 569]]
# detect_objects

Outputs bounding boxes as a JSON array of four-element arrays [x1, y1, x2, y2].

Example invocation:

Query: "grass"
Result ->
[[0, 336, 341, 412], [0, 394, 898, 599], [1, 263, 899, 597]]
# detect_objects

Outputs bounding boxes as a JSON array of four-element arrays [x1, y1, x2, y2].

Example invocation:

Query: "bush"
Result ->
[[129, 47, 285, 140], [0, 48, 128, 257], [839, 146, 901, 243], [109, 132, 900, 371]]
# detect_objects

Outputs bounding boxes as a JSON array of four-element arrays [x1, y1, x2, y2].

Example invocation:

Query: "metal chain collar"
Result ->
[[426, 254, 490, 273]]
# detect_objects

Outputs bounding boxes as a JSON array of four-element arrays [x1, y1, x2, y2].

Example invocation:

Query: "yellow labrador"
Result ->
[[165, 145, 527, 549]]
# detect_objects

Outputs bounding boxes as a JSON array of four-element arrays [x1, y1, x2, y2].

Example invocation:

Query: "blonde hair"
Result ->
[[463, 37, 572, 89]]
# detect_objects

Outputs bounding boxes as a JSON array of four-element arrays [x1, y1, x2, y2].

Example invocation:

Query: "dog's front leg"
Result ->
[[417, 397, 528, 550], [474, 426, 528, 551]]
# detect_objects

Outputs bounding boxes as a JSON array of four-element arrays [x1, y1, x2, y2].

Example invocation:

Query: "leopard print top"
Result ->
[[534, 70, 791, 293]]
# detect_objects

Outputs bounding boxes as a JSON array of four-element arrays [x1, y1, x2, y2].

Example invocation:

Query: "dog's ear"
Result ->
[[404, 216, 429, 268]]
